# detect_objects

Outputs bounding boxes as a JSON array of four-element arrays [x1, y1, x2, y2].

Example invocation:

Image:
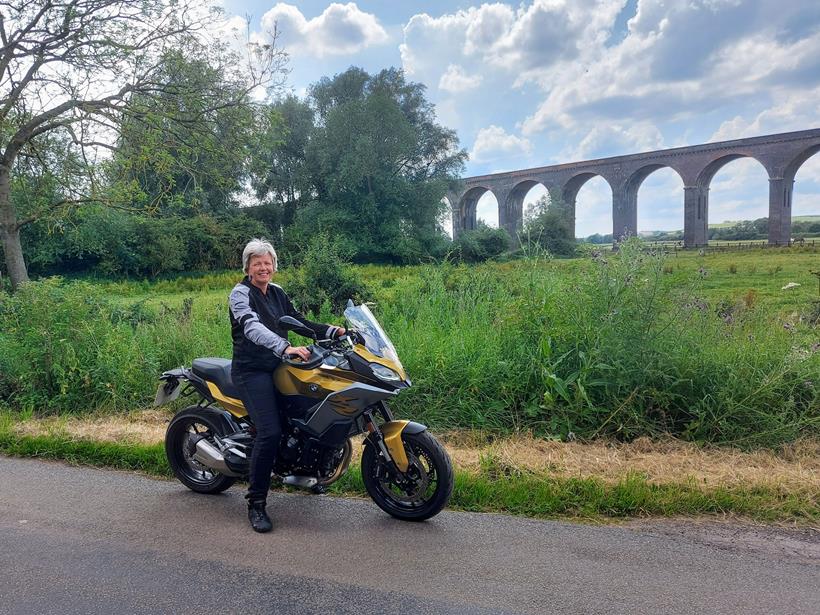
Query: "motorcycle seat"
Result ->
[[191, 358, 243, 400]]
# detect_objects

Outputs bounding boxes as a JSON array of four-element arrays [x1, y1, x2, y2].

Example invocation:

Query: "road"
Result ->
[[1, 456, 818, 614]]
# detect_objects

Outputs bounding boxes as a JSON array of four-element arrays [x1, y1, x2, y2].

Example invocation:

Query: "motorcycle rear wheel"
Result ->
[[362, 430, 453, 521], [165, 407, 237, 494]]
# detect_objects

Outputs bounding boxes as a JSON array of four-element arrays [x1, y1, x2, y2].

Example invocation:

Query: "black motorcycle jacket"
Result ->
[[229, 277, 338, 371]]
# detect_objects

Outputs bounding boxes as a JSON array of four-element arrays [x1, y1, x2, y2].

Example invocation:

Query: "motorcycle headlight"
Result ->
[[369, 362, 401, 383]]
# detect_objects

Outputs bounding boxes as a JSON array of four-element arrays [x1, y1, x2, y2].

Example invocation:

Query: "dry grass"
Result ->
[[13, 409, 173, 446], [11, 410, 819, 491]]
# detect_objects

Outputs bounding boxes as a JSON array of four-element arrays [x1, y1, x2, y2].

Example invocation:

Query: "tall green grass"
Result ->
[[1, 241, 817, 446]]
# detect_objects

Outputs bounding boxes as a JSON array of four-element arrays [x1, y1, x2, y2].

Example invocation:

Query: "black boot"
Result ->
[[247, 499, 273, 533]]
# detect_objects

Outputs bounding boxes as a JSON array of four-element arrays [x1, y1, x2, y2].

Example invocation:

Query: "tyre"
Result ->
[[165, 407, 237, 494], [362, 430, 453, 521]]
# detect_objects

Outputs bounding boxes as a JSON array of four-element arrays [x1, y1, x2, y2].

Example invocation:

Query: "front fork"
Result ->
[[362, 402, 427, 475]]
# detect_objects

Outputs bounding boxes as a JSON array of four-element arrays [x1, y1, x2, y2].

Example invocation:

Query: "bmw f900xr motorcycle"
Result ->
[[154, 302, 453, 521]]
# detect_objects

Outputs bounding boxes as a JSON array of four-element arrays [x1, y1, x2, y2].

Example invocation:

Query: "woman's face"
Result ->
[[247, 253, 274, 287]]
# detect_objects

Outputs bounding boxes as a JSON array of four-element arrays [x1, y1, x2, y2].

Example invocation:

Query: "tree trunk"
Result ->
[[0, 166, 29, 290]]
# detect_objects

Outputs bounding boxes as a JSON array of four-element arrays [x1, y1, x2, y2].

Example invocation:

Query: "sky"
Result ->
[[217, 0, 820, 236]]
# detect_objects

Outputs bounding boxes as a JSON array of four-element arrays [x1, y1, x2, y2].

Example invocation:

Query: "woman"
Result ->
[[229, 238, 344, 533]]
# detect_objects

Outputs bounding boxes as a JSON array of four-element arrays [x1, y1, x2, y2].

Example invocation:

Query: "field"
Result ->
[[709, 215, 820, 229], [1, 241, 817, 449]]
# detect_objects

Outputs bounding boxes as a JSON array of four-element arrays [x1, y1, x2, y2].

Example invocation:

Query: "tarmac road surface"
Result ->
[[1, 455, 818, 614]]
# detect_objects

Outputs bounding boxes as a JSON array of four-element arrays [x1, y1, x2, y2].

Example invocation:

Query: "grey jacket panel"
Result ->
[[229, 284, 290, 357]]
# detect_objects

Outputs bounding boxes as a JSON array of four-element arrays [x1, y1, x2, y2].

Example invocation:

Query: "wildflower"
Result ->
[[698, 267, 708, 277], [783, 322, 795, 332]]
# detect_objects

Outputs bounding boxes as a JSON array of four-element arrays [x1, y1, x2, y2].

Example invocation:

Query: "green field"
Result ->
[[1, 242, 818, 448], [709, 215, 820, 229]]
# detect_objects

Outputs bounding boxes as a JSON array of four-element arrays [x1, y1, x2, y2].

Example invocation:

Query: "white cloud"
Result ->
[[520, 2, 820, 136], [470, 125, 533, 163], [401, 1, 623, 88], [438, 64, 483, 92], [563, 123, 665, 161], [711, 85, 820, 142], [261, 2, 388, 58]]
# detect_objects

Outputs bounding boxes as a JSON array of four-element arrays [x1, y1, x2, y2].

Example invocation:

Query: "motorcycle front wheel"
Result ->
[[165, 407, 237, 494], [362, 430, 453, 521]]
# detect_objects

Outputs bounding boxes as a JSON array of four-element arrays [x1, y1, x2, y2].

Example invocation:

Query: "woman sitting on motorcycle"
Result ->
[[229, 238, 345, 533]]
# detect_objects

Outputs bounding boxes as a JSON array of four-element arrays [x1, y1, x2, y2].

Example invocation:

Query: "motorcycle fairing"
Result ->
[[298, 382, 397, 438], [206, 381, 247, 417]]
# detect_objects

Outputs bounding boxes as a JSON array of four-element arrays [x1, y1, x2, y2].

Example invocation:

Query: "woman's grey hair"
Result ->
[[242, 238, 278, 274]]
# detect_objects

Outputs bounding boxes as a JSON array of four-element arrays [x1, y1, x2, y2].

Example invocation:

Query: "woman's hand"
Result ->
[[335, 327, 346, 338], [284, 346, 311, 361]]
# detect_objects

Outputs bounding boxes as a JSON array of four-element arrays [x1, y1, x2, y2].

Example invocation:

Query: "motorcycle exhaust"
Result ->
[[192, 438, 243, 477], [282, 475, 318, 489]]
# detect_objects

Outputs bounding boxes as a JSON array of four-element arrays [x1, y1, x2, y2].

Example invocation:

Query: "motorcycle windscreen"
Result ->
[[344, 304, 401, 364]]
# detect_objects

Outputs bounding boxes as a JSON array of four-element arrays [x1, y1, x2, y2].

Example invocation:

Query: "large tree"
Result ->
[[0, 0, 285, 289], [111, 50, 260, 217], [249, 95, 314, 231], [306, 67, 467, 262]]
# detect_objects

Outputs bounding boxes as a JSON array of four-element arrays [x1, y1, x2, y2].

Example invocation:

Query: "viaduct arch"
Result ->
[[447, 128, 820, 247]]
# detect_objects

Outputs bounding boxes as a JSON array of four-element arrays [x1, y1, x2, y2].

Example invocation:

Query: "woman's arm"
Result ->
[[282, 292, 345, 339]]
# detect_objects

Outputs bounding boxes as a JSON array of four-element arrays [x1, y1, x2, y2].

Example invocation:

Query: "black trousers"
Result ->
[[232, 366, 281, 503]]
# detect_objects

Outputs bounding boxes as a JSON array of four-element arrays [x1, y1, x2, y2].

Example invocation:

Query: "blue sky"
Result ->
[[218, 1, 820, 236]]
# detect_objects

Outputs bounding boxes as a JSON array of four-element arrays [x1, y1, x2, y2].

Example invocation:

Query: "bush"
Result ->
[[284, 236, 369, 315], [20, 207, 269, 278], [521, 193, 576, 257], [451, 222, 510, 263]]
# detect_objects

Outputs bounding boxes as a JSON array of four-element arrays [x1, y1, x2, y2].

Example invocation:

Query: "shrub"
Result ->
[[520, 193, 576, 257], [451, 222, 510, 263], [284, 236, 369, 315]]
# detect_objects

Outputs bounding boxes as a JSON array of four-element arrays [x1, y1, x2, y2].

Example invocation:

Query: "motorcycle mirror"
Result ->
[[346, 298, 354, 309], [278, 315, 316, 339]]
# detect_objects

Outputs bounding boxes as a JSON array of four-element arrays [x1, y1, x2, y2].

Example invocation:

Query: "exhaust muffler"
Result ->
[[192, 438, 243, 477]]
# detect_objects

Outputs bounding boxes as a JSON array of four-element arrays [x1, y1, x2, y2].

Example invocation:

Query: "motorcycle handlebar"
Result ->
[[281, 345, 327, 369]]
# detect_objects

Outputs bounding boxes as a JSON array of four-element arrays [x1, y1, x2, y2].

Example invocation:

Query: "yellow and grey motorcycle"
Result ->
[[154, 302, 453, 521]]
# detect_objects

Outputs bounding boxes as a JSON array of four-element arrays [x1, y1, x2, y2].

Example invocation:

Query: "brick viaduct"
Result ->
[[446, 128, 820, 247]]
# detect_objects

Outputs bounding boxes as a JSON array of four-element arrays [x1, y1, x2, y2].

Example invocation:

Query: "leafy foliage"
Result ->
[[254, 67, 467, 264], [522, 192, 577, 257], [450, 222, 510, 262], [21, 206, 268, 278], [284, 237, 369, 314]]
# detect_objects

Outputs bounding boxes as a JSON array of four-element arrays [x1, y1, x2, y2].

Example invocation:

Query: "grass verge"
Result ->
[[2, 421, 816, 524]]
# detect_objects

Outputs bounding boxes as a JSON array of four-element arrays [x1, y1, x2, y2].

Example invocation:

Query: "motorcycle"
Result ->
[[154, 301, 453, 521]]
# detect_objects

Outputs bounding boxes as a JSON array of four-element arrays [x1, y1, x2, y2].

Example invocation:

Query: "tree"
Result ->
[[0, 0, 285, 289], [301, 67, 467, 263], [249, 95, 315, 232], [111, 51, 260, 217], [522, 191, 576, 257]]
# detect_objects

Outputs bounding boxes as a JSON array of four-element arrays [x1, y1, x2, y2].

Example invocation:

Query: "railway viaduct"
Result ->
[[446, 128, 820, 247]]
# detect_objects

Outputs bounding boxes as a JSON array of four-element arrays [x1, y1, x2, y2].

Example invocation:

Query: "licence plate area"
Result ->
[[153, 380, 182, 406]]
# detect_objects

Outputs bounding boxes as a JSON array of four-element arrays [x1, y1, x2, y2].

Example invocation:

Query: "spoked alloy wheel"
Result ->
[[362, 430, 453, 521], [165, 408, 236, 494]]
